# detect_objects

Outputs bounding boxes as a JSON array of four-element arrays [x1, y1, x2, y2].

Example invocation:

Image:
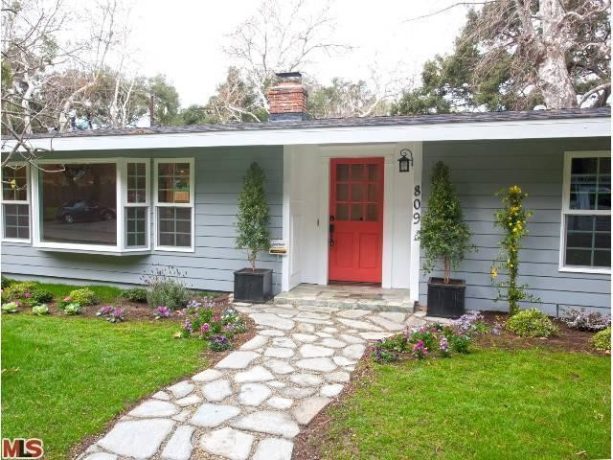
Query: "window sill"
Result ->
[[154, 246, 195, 253], [559, 266, 611, 275], [35, 244, 151, 256]]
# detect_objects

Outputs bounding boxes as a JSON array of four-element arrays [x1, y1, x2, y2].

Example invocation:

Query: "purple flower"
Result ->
[[412, 340, 428, 359], [97, 305, 114, 317], [200, 323, 210, 334], [182, 319, 193, 333], [439, 336, 449, 354], [154, 306, 172, 319], [24, 292, 32, 298]]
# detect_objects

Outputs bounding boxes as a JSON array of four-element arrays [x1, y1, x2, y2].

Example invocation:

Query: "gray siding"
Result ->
[[2, 146, 284, 293], [419, 137, 611, 315]]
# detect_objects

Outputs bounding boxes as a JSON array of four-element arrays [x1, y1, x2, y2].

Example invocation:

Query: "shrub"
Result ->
[[122, 287, 148, 303], [68, 288, 98, 306], [562, 308, 611, 332], [505, 308, 558, 337], [32, 304, 49, 315], [31, 289, 54, 304], [144, 267, 190, 310], [1, 276, 15, 289], [64, 303, 82, 315], [3, 281, 37, 302], [591, 327, 611, 351], [2, 302, 19, 313]]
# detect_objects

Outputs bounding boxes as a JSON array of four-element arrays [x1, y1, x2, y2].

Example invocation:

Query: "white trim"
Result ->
[[6, 117, 609, 152], [559, 150, 611, 274], [1, 162, 31, 243], [407, 144, 423, 305], [153, 158, 195, 252]]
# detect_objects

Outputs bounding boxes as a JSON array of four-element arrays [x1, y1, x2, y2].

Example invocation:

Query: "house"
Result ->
[[1, 73, 610, 315]]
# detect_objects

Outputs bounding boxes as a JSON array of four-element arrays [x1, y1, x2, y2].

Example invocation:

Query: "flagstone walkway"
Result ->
[[79, 303, 427, 460]]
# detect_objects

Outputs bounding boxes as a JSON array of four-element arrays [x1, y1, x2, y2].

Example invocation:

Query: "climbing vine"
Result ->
[[491, 185, 538, 316]]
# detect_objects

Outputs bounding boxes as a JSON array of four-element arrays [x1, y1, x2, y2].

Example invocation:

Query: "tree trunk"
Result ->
[[537, 0, 577, 108]]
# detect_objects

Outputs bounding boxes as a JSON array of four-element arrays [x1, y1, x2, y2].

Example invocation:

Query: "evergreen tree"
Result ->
[[236, 162, 271, 270], [419, 162, 473, 283]]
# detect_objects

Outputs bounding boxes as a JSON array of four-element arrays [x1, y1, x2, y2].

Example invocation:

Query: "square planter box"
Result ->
[[426, 277, 466, 318], [234, 268, 273, 303]]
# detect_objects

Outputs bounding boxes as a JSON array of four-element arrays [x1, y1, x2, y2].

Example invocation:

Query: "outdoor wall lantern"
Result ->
[[398, 148, 413, 173]]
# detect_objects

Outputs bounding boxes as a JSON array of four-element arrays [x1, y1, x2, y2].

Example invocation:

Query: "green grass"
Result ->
[[1, 315, 207, 459], [319, 349, 611, 460]]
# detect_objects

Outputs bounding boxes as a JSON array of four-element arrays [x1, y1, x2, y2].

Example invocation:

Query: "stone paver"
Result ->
[[81, 297, 414, 459], [200, 427, 254, 460]]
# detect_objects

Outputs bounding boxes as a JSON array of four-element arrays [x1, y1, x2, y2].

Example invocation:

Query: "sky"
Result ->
[[127, 0, 472, 108]]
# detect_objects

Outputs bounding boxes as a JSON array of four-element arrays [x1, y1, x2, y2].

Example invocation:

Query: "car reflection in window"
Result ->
[[56, 200, 116, 224]]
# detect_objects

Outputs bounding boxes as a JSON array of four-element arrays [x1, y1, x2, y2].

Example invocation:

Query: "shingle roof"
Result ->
[[25, 107, 611, 139]]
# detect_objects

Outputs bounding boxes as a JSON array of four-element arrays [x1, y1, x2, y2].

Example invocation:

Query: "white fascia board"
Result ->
[[3, 117, 610, 152]]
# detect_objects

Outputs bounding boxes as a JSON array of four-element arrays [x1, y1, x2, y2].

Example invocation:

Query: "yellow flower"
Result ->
[[490, 267, 498, 279]]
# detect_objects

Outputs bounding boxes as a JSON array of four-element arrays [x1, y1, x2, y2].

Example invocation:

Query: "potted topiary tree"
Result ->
[[419, 161, 473, 317], [234, 162, 272, 302]]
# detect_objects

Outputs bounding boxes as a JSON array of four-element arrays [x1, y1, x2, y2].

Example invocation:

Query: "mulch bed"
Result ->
[[292, 310, 608, 460]]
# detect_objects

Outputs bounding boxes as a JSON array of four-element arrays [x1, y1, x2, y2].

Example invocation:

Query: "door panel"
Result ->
[[329, 158, 384, 283]]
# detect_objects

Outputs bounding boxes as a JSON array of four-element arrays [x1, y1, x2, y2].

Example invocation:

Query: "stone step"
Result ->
[[273, 295, 414, 313]]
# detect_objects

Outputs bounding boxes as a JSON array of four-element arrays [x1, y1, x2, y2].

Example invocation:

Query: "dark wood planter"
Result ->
[[426, 277, 466, 318], [234, 268, 273, 302]]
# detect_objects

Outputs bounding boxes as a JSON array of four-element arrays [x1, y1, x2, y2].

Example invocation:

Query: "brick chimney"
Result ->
[[267, 72, 308, 121]]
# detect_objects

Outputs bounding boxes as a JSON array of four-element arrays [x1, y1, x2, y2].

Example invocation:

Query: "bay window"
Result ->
[[1, 164, 30, 241], [154, 159, 194, 251], [561, 152, 611, 272]]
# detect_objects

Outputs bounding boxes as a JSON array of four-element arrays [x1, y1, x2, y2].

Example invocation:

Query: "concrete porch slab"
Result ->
[[274, 284, 414, 312]]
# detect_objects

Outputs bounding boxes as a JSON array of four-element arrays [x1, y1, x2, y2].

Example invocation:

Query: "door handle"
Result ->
[[329, 216, 335, 247]]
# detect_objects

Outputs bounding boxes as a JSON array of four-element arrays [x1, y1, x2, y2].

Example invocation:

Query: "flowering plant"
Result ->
[[412, 340, 428, 359], [209, 334, 231, 351], [562, 308, 611, 332], [491, 185, 538, 315], [96, 305, 124, 322], [32, 304, 49, 315], [154, 306, 172, 319], [1, 302, 19, 313]]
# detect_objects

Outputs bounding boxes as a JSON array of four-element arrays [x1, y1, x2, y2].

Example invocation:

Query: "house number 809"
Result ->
[[413, 185, 421, 224]]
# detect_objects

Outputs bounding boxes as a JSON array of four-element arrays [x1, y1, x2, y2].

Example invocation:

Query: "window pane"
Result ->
[[351, 184, 364, 201], [3, 204, 29, 239], [336, 164, 349, 181], [566, 248, 592, 266], [127, 162, 147, 204], [570, 156, 611, 210], [336, 184, 349, 201], [40, 163, 117, 245], [158, 207, 191, 247], [367, 164, 378, 181], [366, 203, 378, 221], [2, 165, 27, 201], [565, 215, 611, 268], [157, 162, 190, 204], [126, 207, 147, 248], [351, 204, 363, 221], [336, 204, 349, 220], [350, 164, 363, 180]]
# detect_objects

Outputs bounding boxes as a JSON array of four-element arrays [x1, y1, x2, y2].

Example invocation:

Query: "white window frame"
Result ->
[[122, 160, 151, 251], [153, 158, 195, 252], [1, 162, 31, 243], [559, 150, 611, 274]]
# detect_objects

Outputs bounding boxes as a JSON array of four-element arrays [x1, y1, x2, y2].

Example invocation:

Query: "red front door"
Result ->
[[328, 158, 384, 283]]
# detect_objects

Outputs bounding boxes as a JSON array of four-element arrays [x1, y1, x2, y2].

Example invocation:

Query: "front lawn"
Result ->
[[313, 349, 611, 460], [1, 315, 207, 460]]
